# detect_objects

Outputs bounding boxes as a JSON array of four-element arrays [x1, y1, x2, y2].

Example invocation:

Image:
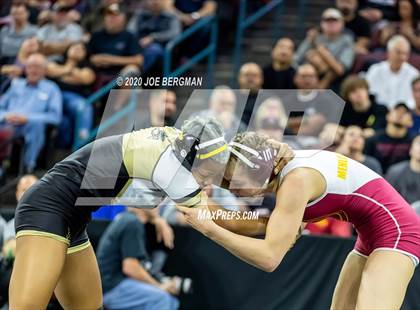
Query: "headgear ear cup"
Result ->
[[173, 134, 201, 170], [173, 133, 228, 170]]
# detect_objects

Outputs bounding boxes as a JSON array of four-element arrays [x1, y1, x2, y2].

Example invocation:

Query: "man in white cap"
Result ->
[[294, 8, 355, 89]]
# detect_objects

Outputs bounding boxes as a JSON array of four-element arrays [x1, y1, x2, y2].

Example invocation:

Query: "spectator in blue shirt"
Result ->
[[97, 208, 180, 310], [0, 53, 62, 172]]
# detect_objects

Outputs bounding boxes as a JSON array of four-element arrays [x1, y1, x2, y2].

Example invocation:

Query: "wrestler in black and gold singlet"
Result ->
[[15, 127, 206, 254]]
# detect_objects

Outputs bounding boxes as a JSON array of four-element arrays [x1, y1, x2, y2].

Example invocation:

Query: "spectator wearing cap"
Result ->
[[283, 64, 343, 137], [364, 103, 414, 172], [36, 3, 83, 62], [336, 0, 371, 54], [336, 125, 383, 174], [190, 86, 245, 141], [410, 77, 420, 135], [0, 53, 62, 172], [0, 1, 37, 65], [262, 38, 296, 90], [128, 0, 181, 74], [88, 3, 142, 87], [386, 135, 420, 204], [339, 75, 388, 137], [295, 8, 355, 89], [365, 35, 419, 109]]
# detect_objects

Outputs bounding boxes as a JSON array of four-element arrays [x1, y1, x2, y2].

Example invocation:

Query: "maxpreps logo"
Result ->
[[197, 209, 259, 221]]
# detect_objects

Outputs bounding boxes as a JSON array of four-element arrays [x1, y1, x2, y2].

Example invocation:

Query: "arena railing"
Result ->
[[163, 15, 218, 86], [72, 78, 137, 151], [232, 0, 308, 81]]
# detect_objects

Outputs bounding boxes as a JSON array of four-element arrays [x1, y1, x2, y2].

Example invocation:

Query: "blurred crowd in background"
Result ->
[[0, 0, 420, 309]]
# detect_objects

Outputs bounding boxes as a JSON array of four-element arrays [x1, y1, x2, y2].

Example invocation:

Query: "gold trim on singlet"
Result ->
[[16, 230, 70, 245], [184, 191, 204, 208], [116, 178, 133, 198], [67, 240, 91, 254]]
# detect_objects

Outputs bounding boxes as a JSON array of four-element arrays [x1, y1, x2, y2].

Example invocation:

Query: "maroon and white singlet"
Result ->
[[280, 150, 420, 266]]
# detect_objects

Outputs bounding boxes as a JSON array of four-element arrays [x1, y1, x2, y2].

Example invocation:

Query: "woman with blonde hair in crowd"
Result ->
[[254, 97, 287, 132]]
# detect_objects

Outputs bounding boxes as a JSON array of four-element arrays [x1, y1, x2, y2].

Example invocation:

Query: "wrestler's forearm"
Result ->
[[208, 204, 268, 236], [203, 222, 288, 272]]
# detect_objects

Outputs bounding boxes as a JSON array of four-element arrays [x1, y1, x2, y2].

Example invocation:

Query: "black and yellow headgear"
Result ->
[[173, 133, 227, 170]]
